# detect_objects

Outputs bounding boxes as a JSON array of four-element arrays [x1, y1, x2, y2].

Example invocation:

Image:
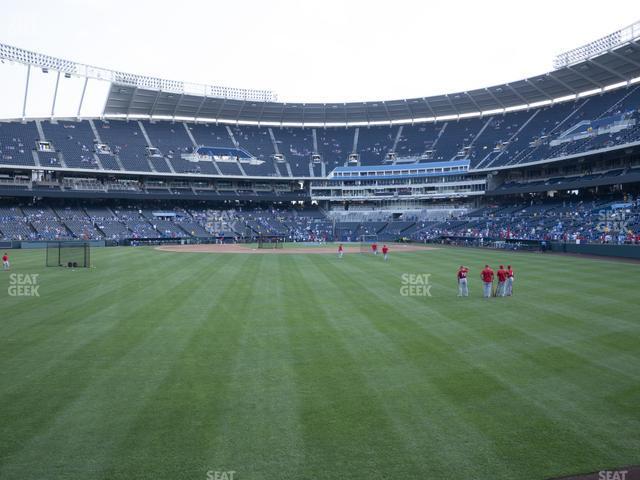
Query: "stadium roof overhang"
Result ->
[[103, 35, 640, 125]]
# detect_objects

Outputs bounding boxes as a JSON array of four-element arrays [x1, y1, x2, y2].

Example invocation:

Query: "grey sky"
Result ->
[[0, 0, 638, 105]]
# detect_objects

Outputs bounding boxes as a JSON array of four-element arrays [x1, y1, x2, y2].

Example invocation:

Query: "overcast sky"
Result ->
[[1, 0, 639, 104]]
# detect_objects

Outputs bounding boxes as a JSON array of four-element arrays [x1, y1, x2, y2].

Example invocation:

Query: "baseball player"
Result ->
[[481, 264, 494, 298], [496, 265, 508, 297], [338, 244, 344, 258], [382, 244, 389, 260], [506, 265, 514, 296], [457, 265, 469, 297], [2, 252, 9, 271]]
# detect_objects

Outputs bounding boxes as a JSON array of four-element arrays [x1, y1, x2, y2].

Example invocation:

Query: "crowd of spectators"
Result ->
[[408, 195, 640, 245], [1, 196, 639, 245]]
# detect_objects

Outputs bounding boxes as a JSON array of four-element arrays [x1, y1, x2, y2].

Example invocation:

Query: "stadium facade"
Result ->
[[1, 22, 640, 246]]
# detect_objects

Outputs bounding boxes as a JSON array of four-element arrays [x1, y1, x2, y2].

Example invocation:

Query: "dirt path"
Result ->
[[155, 243, 438, 255]]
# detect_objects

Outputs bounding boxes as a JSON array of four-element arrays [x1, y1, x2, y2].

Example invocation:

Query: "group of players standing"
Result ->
[[337, 242, 389, 260], [457, 264, 514, 298], [335, 243, 515, 298]]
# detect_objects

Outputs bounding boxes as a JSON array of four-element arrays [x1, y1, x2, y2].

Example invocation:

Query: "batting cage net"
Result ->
[[359, 234, 378, 254], [46, 242, 91, 268], [257, 236, 285, 249]]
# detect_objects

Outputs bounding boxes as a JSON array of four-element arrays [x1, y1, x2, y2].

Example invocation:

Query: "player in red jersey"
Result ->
[[2, 252, 9, 271], [506, 265, 514, 296], [381, 244, 389, 260], [371, 242, 378, 255], [457, 265, 469, 297], [496, 265, 508, 297], [338, 243, 344, 258], [481, 264, 494, 298]]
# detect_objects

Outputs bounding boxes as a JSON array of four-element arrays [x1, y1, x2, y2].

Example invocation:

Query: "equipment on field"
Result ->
[[46, 241, 91, 268], [359, 234, 378, 254], [257, 236, 284, 249]]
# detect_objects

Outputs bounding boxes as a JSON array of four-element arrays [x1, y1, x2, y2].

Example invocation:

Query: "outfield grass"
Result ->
[[0, 246, 638, 480]]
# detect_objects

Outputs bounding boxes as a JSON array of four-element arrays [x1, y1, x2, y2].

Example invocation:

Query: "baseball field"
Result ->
[[0, 245, 638, 480]]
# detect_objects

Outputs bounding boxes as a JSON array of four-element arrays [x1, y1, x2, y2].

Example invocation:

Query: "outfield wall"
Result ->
[[20, 240, 106, 249], [551, 242, 640, 259]]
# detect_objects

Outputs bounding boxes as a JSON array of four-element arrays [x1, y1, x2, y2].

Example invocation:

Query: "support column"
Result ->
[[22, 65, 31, 121], [50, 71, 61, 118], [77, 77, 88, 119]]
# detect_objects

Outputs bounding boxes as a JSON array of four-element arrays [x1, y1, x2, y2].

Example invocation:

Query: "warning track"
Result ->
[[155, 243, 438, 255]]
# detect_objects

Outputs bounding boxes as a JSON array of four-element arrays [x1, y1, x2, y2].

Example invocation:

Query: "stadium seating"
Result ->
[[54, 206, 102, 239], [272, 127, 314, 166], [188, 123, 235, 148], [41, 121, 99, 169], [496, 86, 640, 168], [95, 219, 131, 240], [0, 85, 639, 175], [0, 121, 38, 166], [37, 150, 61, 167], [229, 125, 279, 176], [112, 207, 159, 238], [142, 121, 192, 173], [0, 206, 35, 240], [96, 120, 151, 172], [357, 126, 396, 165], [96, 151, 121, 171], [395, 123, 441, 158], [316, 128, 355, 171], [405, 196, 640, 244], [431, 118, 485, 162], [378, 221, 416, 241], [478, 101, 580, 169], [22, 205, 70, 240], [469, 110, 531, 167], [0, 197, 637, 244]]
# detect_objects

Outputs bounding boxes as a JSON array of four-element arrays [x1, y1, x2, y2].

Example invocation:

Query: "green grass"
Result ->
[[0, 246, 638, 480]]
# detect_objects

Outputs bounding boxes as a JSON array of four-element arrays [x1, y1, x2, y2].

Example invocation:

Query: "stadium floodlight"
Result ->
[[553, 20, 640, 69], [0, 43, 78, 74], [0, 41, 277, 103]]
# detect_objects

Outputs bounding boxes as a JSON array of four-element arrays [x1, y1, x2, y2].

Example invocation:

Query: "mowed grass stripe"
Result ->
[[306, 253, 518, 479], [0, 250, 199, 393], [280, 255, 431, 480], [191, 254, 307, 480], [0, 247, 168, 340], [98, 253, 267, 479], [1, 251, 238, 479], [0, 249, 188, 371]]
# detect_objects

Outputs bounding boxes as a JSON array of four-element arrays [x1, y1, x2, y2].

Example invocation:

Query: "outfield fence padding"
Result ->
[[550, 242, 640, 259]]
